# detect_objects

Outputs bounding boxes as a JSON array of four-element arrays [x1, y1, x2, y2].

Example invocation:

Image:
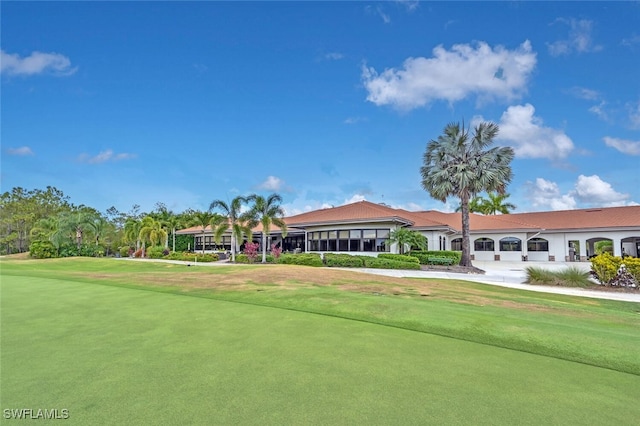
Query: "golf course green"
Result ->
[[1, 258, 639, 424]]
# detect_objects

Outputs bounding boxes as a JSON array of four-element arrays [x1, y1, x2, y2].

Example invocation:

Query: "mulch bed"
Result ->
[[420, 264, 486, 275]]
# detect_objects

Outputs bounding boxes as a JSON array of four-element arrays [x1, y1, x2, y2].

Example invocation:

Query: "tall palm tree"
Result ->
[[246, 194, 288, 263], [209, 196, 252, 263], [479, 192, 516, 215], [421, 121, 514, 267], [59, 211, 97, 250]]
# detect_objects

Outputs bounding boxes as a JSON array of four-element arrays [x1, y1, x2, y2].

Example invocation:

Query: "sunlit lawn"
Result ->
[[2, 258, 639, 424]]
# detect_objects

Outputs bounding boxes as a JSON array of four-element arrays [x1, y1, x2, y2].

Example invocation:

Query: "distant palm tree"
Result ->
[[421, 121, 514, 267], [191, 211, 219, 255], [209, 196, 252, 263], [479, 192, 516, 215], [124, 217, 143, 251], [455, 196, 485, 214], [138, 216, 167, 256], [246, 194, 288, 263], [388, 228, 427, 254]]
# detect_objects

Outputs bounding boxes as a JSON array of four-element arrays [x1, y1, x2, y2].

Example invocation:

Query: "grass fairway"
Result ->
[[2, 258, 640, 424]]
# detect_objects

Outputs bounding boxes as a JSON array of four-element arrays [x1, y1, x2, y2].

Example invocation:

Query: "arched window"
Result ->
[[474, 238, 494, 251], [500, 237, 522, 252], [451, 238, 462, 251], [527, 238, 549, 252]]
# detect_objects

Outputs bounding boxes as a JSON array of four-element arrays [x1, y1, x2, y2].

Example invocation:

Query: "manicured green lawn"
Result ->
[[2, 258, 639, 424]]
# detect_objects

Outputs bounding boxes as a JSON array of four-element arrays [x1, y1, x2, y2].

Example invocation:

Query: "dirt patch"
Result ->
[[420, 264, 486, 275]]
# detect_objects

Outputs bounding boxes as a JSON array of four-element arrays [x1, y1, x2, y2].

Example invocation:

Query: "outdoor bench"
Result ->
[[426, 256, 454, 265]]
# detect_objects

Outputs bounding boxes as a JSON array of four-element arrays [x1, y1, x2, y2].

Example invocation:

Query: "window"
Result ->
[[527, 238, 549, 252], [474, 238, 494, 251], [306, 228, 390, 252], [451, 238, 462, 251], [500, 237, 522, 252]]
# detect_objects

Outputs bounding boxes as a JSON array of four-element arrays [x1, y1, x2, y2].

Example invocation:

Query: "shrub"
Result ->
[[410, 250, 461, 265], [236, 254, 275, 264], [29, 241, 58, 259], [363, 257, 421, 270], [276, 253, 323, 267], [134, 248, 144, 258], [591, 253, 640, 287], [165, 252, 219, 262], [243, 242, 260, 263], [270, 244, 282, 259], [119, 246, 131, 258], [324, 253, 366, 267], [147, 246, 166, 259], [377, 253, 420, 264]]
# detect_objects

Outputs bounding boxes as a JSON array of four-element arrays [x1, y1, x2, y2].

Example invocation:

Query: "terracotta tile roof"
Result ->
[[284, 200, 414, 226], [176, 203, 640, 235]]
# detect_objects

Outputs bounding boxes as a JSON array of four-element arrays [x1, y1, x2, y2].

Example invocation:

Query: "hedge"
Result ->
[[276, 253, 324, 267], [410, 250, 461, 265], [165, 252, 219, 262], [591, 253, 640, 285], [324, 253, 366, 267], [235, 254, 275, 264], [363, 257, 421, 270], [377, 253, 420, 264]]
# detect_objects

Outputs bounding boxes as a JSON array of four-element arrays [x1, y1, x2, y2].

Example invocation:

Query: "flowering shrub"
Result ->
[[270, 243, 282, 259], [591, 253, 639, 288], [243, 242, 260, 263], [133, 248, 144, 258]]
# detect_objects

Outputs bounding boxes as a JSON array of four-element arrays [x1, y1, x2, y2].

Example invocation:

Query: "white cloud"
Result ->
[[527, 178, 577, 211], [622, 34, 640, 48], [362, 40, 536, 110], [627, 100, 640, 129], [324, 52, 344, 61], [395, 0, 419, 12], [567, 86, 600, 101], [343, 117, 367, 125], [574, 175, 630, 206], [77, 150, 136, 164], [588, 101, 610, 121], [527, 175, 632, 210], [603, 137, 640, 155], [6, 146, 34, 156], [479, 104, 574, 159], [547, 18, 602, 56], [257, 175, 293, 192], [1, 50, 77, 76], [343, 194, 366, 205]]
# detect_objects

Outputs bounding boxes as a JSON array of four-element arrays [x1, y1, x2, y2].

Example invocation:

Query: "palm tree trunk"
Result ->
[[460, 191, 472, 267], [172, 227, 176, 252], [231, 234, 236, 262], [262, 232, 267, 263]]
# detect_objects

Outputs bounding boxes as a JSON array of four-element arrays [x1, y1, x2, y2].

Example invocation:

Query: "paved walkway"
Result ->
[[117, 258, 640, 303]]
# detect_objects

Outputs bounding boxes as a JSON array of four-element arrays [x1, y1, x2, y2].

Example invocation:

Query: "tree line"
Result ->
[[0, 186, 287, 264]]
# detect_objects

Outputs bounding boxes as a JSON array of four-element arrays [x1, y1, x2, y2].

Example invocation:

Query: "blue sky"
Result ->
[[2, 1, 639, 216]]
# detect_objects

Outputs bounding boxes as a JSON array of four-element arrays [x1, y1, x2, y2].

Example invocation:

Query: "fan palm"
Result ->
[[246, 194, 288, 263], [421, 121, 514, 266]]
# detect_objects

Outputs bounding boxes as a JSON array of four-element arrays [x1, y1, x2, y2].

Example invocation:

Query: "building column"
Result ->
[[612, 238, 623, 257]]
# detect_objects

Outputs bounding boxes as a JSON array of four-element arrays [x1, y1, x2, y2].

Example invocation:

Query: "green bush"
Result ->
[[591, 253, 640, 286], [119, 246, 132, 258], [146, 246, 166, 259], [235, 254, 275, 264], [363, 257, 421, 270], [324, 253, 366, 267], [410, 250, 461, 265], [165, 252, 219, 262], [29, 241, 58, 259], [276, 253, 323, 267], [377, 253, 420, 264]]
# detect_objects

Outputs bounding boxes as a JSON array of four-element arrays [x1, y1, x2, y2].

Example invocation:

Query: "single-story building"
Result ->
[[176, 200, 640, 262]]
